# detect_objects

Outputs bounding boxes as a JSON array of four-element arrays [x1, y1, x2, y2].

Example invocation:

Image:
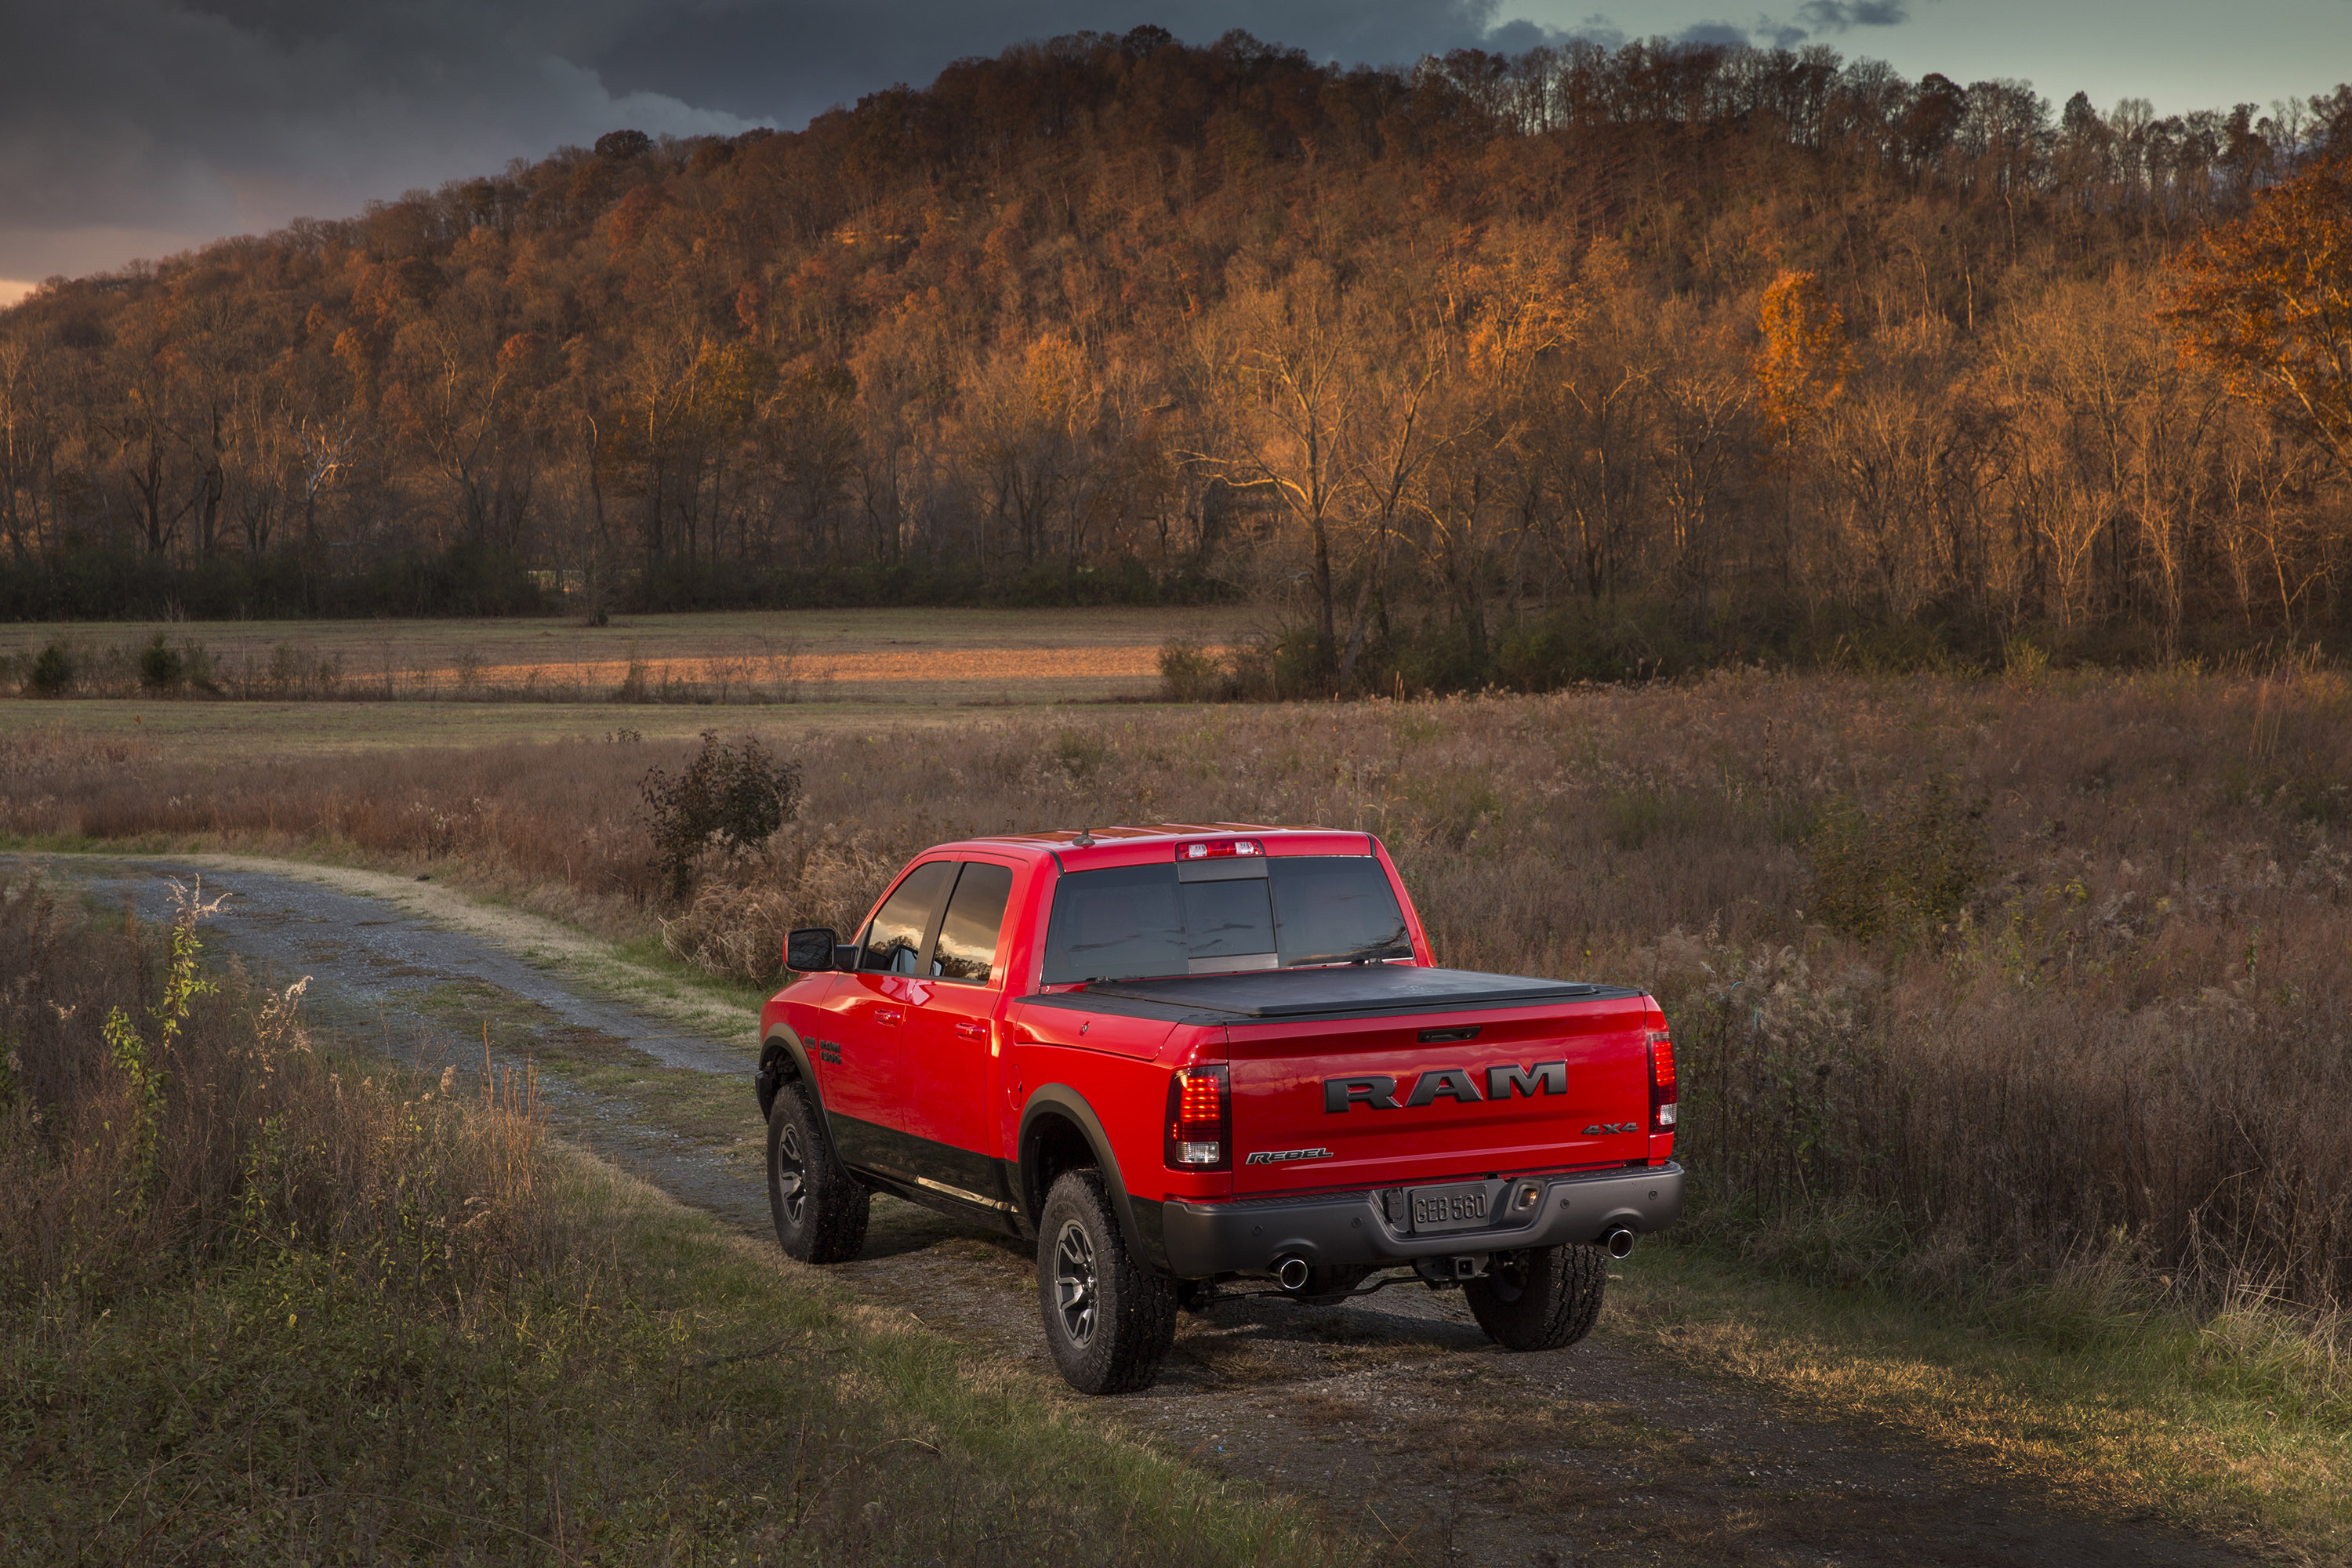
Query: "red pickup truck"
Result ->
[[754, 823, 1683, 1394]]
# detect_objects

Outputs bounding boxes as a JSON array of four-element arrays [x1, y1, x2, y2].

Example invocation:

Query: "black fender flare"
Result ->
[[1017, 1083, 1171, 1276], [757, 1024, 844, 1163]]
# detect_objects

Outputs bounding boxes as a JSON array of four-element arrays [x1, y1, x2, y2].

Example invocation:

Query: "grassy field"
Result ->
[[0, 880, 1368, 1566], [0, 606, 1250, 708], [5, 648, 2350, 1559]]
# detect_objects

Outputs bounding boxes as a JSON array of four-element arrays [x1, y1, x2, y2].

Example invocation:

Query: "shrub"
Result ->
[[1807, 772, 1988, 941], [641, 731, 802, 897], [1053, 728, 1110, 782], [1158, 634, 1227, 702], [25, 641, 74, 696], [136, 633, 184, 692]]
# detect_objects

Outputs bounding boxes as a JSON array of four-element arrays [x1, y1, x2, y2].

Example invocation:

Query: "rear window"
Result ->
[[1040, 856, 1411, 985]]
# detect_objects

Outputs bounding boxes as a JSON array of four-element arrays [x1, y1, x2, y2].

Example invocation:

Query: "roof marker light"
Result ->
[[1177, 839, 1263, 861]]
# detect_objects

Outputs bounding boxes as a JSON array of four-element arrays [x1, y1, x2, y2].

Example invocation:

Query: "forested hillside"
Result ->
[[2, 27, 2348, 683]]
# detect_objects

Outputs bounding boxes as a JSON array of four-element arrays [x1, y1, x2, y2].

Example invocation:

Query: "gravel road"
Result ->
[[13, 853, 2264, 1568]]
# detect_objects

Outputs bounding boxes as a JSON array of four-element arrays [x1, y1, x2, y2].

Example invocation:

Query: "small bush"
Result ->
[[641, 731, 802, 897], [1053, 728, 1110, 782], [25, 641, 74, 697], [1807, 772, 1988, 941], [1158, 634, 1227, 702], [136, 633, 184, 692]]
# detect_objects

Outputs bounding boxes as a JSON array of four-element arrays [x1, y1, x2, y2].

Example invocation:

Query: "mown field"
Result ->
[[5, 653, 2351, 1558], [0, 607, 1249, 709]]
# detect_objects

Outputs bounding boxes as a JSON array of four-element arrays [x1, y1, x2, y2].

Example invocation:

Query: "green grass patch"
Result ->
[[2, 1125, 1369, 1567]]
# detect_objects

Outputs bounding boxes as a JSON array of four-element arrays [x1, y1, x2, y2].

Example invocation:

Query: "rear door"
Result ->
[[1225, 995, 1654, 1194], [898, 858, 1018, 1203], [820, 858, 957, 1173]]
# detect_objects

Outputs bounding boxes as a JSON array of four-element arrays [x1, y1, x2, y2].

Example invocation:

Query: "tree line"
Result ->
[[1, 27, 2347, 683]]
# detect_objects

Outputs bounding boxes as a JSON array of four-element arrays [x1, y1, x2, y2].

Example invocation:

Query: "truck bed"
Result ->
[[1051, 964, 1634, 1018]]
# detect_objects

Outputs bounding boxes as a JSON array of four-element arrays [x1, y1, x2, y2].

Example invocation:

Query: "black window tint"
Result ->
[[931, 862, 1014, 983], [861, 860, 956, 974], [1041, 864, 1185, 984], [1179, 877, 1275, 958], [1042, 856, 1407, 984], [1270, 858, 1413, 966]]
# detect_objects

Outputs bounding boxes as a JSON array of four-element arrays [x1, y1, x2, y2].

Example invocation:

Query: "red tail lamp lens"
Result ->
[[1164, 1064, 1230, 1170], [1649, 1031, 1678, 1131]]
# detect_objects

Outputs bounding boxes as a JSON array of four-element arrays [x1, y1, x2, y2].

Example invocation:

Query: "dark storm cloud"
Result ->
[[0, 0, 756, 278], [1795, 0, 1910, 31], [1663, 0, 1907, 53]]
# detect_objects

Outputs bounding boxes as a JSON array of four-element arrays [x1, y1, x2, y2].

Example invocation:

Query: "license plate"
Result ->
[[1406, 1181, 1490, 1234]]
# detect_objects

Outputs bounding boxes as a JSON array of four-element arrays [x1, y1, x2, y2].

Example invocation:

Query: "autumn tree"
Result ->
[[1754, 267, 1851, 590], [1184, 263, 1362, 684], [2166, 154, 2352, 484]]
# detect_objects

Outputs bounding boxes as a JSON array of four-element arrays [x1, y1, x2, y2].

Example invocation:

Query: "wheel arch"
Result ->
[[758, 1024, 844, 1162], [1017, 1085, 1170, 1276]]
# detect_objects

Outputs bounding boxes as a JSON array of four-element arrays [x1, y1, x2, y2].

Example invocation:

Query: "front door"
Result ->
[[820, 857, 956, 1175], [898, 859, 1018, 1203]]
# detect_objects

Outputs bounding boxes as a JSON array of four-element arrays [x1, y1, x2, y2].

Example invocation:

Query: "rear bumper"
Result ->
[[1157, 1162, 1685, 1279]]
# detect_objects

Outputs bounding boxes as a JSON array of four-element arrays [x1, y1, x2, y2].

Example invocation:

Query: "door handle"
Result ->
[[873, 1008, 902, 1025], [954, 1021, 987, 1041]]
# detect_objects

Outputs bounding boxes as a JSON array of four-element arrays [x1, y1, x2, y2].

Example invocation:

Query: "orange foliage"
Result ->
[[2167, 154, 2352, 478], [1753, 268, 1850, 453]]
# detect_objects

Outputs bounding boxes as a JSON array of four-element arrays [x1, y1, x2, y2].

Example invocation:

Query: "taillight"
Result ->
[[1164, 1064, 1230, 1170], [1649, 1030, 1678, 1132]]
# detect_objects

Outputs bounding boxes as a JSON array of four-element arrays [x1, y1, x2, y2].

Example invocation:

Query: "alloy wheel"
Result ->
[[1054, 1219, 1098, 1346], [775, 1122, 808, 1226]]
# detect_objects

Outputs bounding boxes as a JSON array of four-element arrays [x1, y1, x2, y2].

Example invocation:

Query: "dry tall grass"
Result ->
[[0, 873, 547, 1310], [5, 666, 2349, 1317]]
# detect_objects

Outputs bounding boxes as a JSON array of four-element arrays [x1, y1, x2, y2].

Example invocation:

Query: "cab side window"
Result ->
[[931, 862, 1014, 983], [860, 861, 957, 974]]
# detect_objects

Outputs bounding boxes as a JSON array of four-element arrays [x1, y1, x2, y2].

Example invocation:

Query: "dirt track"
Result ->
[[16, 852, 2263, 1568]]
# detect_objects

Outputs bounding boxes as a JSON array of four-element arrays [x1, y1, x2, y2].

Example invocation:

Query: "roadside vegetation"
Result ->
[[0, 875, 1366, 1564], [5, 663, 2351, 1552]]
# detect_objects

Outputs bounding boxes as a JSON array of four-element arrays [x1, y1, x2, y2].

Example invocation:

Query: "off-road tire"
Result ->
[[1036, 1170, 1178, 1394], [1465, 1243, 1607, 1351], [767, 1080, 869, 1264]]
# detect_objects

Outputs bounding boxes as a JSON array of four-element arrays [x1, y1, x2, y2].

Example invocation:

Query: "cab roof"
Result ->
[[934, 823, 1377, 872]]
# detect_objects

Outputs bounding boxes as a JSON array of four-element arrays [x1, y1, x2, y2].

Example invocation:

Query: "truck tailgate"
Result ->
[[1225, 993, 1654, 1193]]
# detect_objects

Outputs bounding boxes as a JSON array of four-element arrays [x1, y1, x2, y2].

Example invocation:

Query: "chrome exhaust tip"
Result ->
[[1604, 1226, 1636, 1260], [1275, 1256, 1310, 1291]]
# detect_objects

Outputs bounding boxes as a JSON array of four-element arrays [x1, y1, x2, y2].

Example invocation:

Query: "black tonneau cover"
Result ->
[[1074, 964, 1608, 1019]]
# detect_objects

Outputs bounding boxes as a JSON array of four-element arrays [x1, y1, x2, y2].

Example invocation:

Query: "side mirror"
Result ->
[[786, 927, 843, 972]]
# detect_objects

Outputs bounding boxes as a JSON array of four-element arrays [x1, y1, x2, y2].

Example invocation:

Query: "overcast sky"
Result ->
[[2, 0, 2345, 303]]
